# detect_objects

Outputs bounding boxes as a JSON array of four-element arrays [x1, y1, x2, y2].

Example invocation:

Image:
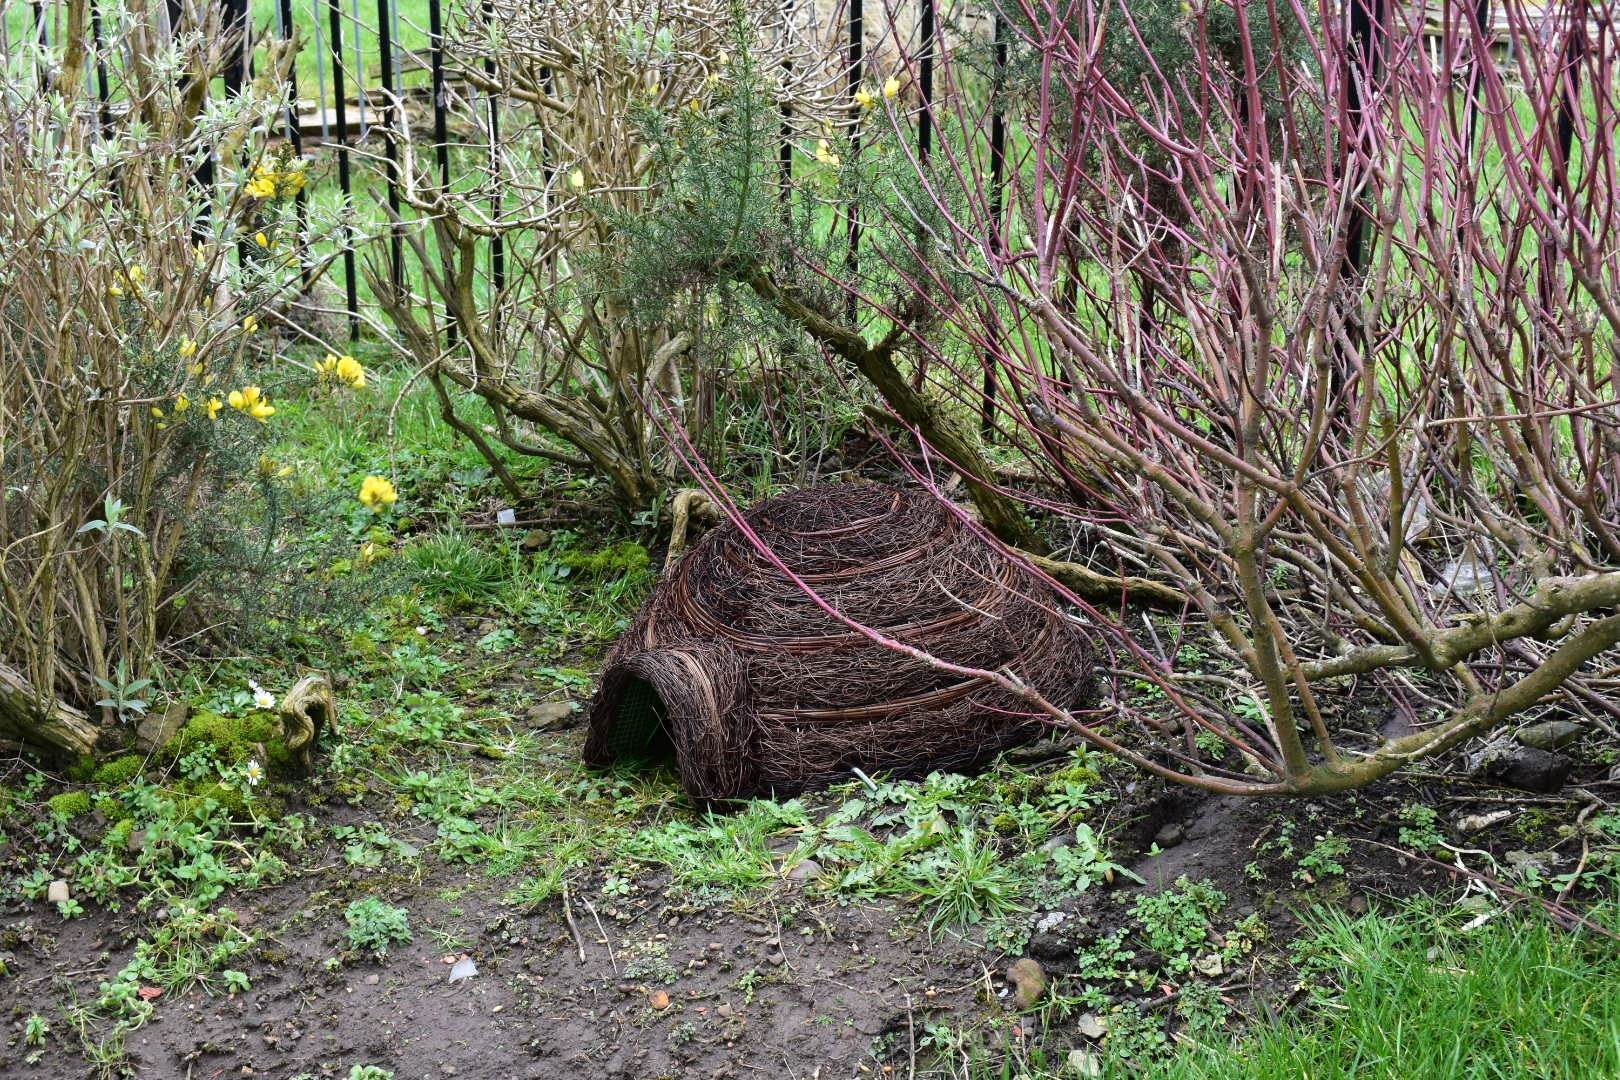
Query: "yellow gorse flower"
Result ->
[[174, 393, 191, 413], [884, 75, 901, 99], [228, 385, 275, 421], [108, 265, 146, 297], [242, 315, 259, 334], [178, 337, 198, 358], [254, 231, 269, 249], [568, 168, 586, 191], [855, 87, 876, 109], [335, 354, 366, 388], [206, 397, 223, 420], [814, 139, 841, 167], [258, 455, 294, 478], [317, 353, 367, 389], [358, 475, 398, 511], [245, 159, 308, 200]]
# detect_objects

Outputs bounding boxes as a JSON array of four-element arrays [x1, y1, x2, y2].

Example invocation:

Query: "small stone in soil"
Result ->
[[524, 702, 578, 730], [1068, 1048, 1103, 1078], [1153, 821, 1187, 848], [649, 990, 671, 1010], [787, 858, 823, 883], [1034, 911, 1068, 934], [1514, 720, 1585, 752], [1006, 957, 1046, 1010], [1458, 808, 1514, 834]]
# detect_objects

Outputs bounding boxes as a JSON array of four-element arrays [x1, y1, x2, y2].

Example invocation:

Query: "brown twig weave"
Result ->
[[582, 484, 1094, 801]]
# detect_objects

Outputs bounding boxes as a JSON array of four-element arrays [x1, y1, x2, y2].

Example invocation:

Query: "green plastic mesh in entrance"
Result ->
[[604, 678, 672, 762]]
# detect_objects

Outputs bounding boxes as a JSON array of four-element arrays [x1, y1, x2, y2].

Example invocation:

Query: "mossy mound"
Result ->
[[557, 542, 650, 579], [92, 755, 145, 786], [46, 790, 93, 820], [163, 709, 294, 774]]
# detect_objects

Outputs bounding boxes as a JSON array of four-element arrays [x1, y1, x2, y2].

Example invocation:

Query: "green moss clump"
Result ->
[[106, 818, 135, 849], [92, 755, 145, 786], [179, 781, 249, 819], [164, 709, 279, 766], [46, 790, 93, 820], [556, 541, 650, 579]]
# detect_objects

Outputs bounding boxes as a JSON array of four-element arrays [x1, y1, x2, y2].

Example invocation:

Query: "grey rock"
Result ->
[[524, 702, 578, 730], [787, 859, 823, 883], [1027, 932, 1070, 962], [1457, 808, 1513, 834], [1482, 747, 1573, 793], [1040, 833, 1072, 854], [449, 956, 478, 982], [1034, 910, 1068, 934], [136, 701, 188, 751], [1514, 720, 1585, 752], [1067, 1049, 1102, 1079], [1153, 821, 1187, 849]]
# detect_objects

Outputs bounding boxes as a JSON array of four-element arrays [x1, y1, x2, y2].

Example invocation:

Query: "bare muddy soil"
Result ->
[[2, 720, 1610, 1080]]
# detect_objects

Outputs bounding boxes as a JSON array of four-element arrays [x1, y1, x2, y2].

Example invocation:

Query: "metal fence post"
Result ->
[[918, 0, 934, 162], [428, 0, 454, 348], [780, 0, 794, 202], [981, 6, 1006, 440], [429, 0, 450, 190], [326, 0, 360, 338], [90, 0, 112, 130], [483, 0, 503, 308], [376, 0, 404, 299], [845, 0, 862, 321]]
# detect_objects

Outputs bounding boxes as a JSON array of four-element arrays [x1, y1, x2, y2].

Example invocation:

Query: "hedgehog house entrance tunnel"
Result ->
[[603, 676, 672, 764], [582, 484, 1094, 802]]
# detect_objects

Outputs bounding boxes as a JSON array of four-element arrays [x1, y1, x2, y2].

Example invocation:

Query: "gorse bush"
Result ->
[[376, 0, 848, 508], [0, 3, 331, 751]]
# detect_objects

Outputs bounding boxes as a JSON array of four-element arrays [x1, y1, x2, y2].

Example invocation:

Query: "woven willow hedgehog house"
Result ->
[[583, 485, 1094, 801]]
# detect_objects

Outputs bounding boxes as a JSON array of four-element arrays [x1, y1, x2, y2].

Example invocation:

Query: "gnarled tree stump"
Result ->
[[277, 672, 337, 770]]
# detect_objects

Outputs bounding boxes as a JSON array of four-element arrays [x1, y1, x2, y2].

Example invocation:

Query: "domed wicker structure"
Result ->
[[582, 484, 1094, 801]]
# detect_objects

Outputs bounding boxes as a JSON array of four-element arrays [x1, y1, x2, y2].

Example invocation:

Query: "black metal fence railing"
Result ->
[[7, 0, 970, 343], [14, 0, 1545, 357]]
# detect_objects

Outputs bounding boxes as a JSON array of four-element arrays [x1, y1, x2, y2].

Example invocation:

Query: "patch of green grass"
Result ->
[[1133, 901, 1620, 1080], [626, 799, 810, 898]]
